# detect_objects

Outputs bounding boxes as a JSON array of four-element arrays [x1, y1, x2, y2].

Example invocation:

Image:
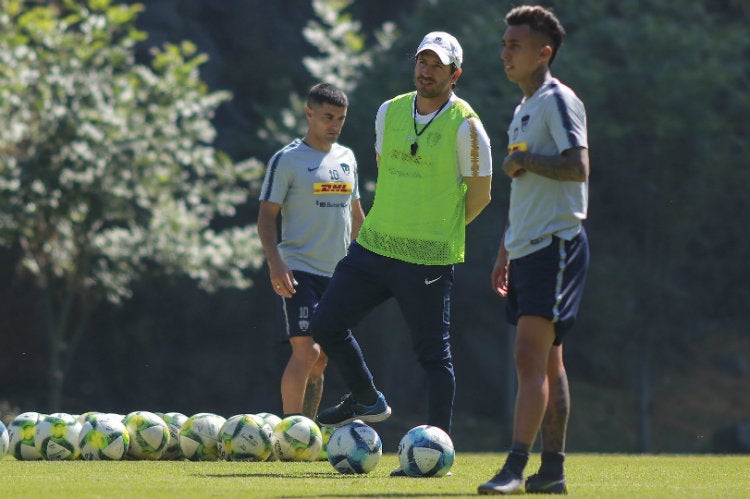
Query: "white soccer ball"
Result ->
[[179, 413, 226, 461], [8, 411, 44, 460], [157, 412, 188, 460], [326, 421, 382, 474], [0, 420, 8, 458], [35, 412, 82, 461], [218, 414, 274, 462], [78, 414, 130, 461], [272, 415, 322, 462], [397, 425, 455, 477], [255, 412, 282, 461], [124, 411, 170, 460]]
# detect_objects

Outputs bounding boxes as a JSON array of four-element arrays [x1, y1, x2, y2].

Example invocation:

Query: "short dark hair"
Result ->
[[505, 5, 566, 67], [307, 83, 348, 108]]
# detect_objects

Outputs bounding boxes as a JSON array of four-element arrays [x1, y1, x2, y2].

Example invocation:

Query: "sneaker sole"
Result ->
[[319, 406, 391, 428]]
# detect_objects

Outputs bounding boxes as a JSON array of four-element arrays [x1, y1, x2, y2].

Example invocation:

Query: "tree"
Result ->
[[0, 0, 264, 409]]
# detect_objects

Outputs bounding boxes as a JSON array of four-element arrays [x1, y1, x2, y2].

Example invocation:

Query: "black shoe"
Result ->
[[525, 473, 567, 494], [477, 467, 523, 495], [316, 391, 391, 427], [390, 467, 408, 477], [390, 467, 452, 477]]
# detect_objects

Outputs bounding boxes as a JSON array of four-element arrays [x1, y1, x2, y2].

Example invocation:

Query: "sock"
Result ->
[[504, 449, 529, 477], [283, 412, 301, 418], [539, 451, 565, 477]]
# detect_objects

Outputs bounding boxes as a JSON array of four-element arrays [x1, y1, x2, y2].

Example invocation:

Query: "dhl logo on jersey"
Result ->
[[508, 142, 528, 152], [313, 182, 353, 194]]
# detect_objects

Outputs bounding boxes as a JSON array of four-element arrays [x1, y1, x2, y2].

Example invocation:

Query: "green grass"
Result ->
[[2, 453, 749, 498]]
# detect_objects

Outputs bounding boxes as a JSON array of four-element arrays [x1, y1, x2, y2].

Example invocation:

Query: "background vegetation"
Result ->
[[0, 0, 748, 454]]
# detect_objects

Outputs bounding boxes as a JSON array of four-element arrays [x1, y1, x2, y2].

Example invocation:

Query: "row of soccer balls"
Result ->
[[0, 410, 455, 477]]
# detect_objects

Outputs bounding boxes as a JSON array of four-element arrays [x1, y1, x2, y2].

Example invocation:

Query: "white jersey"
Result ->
[[375, 92, 493, 179], [260, 139, 360, 277], [504, 77, 588, 259]]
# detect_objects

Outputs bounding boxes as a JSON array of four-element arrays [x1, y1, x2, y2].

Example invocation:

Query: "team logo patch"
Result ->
[[508, 142, 528, 152], [313, 182, 353, 194]]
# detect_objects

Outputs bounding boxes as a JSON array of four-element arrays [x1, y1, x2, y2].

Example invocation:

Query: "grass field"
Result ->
[[2, 453, 749, 498]]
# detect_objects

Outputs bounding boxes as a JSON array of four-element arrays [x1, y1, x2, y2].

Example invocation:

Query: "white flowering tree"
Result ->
[[0, 0, 264, 408]]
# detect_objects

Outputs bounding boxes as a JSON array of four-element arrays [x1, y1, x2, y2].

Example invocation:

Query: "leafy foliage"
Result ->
[[0, 0, 264, 407]]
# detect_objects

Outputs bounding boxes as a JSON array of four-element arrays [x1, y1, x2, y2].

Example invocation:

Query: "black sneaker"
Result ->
[[477, 467, 524, 495], [316, 391, 391, 427], [525, 473, 567, 494], [390, 467, 452, 477]]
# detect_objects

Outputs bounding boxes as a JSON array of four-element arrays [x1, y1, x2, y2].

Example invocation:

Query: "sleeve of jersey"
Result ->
[[548, 92, 588, 153], [259, 151, 292, 203], [456, 116, 493, 178], [350, 151, 361, 201], [373, 101, 389, 156]]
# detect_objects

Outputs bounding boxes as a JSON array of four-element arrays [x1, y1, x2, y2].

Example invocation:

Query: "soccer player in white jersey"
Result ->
[[479, 6, 590, 496], [257, 83, 365, 421]]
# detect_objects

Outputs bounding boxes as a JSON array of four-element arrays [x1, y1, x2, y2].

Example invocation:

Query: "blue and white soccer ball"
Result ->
[[179, 413, 226, 461], [397, 425, 455, 477], [124, 411, 170, 460], [157, 412, 188, 460], [78, 414, 130, 461], [273, 415, 322, 462], [8, 411, 44, 460], [0, 420, 8, 458], [326, 421, 382, 474], [218, 414, 274, 462], [34, 412, 82, 461]]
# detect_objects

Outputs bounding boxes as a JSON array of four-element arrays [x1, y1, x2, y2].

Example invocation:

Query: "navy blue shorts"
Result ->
[[312, 242, 454, 362], [277, 270, 331, 342], [506, 228, 589, 345]]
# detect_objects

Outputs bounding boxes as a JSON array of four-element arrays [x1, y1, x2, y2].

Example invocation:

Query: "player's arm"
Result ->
[[464, 175, 491, 225], [257, 200, 295, 296], [457, 116, 492, 224], [491, 221, 510, 297], [351, 199, 365, 240], [501, 147, 589, 181]]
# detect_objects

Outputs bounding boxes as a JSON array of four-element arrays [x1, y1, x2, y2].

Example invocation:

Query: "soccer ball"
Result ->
[[397, 425, 455, 477], [0, 420, 8, 458], [124, 411, 170, 460], [273, 415, 322, 462], [157, 412, 187, 460], [35, 412, 82, 461], [218, 414, 274, 462], [8, 411, 44, 460], [326, 421, 382, 474], [79, 414, 130, 461], [255, 412, 281, 461], [179, 413, 226, 461], [319, 424, 335, 461]]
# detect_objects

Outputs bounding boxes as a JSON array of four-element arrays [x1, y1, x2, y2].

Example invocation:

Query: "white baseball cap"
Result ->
[[415, 31, 463, 68]]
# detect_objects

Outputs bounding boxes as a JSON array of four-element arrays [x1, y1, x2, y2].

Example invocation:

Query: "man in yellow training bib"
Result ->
[[311, 32, 492, 472]]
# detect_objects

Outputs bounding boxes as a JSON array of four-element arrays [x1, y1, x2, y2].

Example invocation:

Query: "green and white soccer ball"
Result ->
[[0, 420, 8, 458], [273, 415, 323, 462], [8, 411, 44, 460], [397, 425, 455, 477], [179, 413, 226, 461], [255, 412, 281, 461], [124, 411, 170, 460], [319, 424, 335, 461], [326, 421, 382, 474], [157, 412, 187, 460], [218, 414, 274, 462], [35, 412, 82, 461], [78, 414, 130, 461]]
